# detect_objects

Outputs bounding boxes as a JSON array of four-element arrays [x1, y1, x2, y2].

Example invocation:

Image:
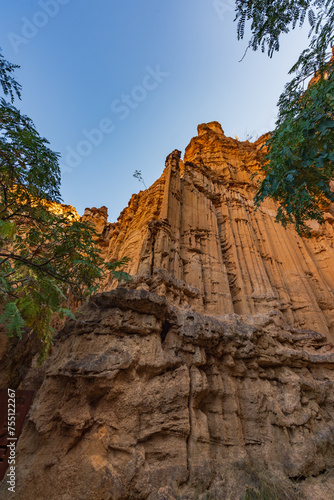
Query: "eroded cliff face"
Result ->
[[106, 121, 334, 337], [2, 122, 334, 499]]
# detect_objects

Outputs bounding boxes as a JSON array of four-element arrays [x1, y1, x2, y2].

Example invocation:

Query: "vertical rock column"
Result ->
[[180, 165, 234, 315], [138, 150, 183, 281]]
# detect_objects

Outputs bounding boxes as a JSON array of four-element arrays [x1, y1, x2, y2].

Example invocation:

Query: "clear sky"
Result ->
[[0, 1, 310, 222]]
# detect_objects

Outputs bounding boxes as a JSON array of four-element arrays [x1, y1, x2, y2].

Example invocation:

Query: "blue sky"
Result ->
[[0, 1, 310, 221]]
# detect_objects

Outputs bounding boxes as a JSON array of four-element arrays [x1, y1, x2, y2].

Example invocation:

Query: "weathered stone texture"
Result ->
[[2, 122, 334, 499], [107, 122, 334, 339], [3, 289, 334, 499]]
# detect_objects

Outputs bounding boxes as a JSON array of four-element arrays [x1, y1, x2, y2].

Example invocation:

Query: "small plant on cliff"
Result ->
[[235, 0, 334, 234], [133, 169, 147, 189], [0, 49, 130, 362], [242, 463, 304, 500]]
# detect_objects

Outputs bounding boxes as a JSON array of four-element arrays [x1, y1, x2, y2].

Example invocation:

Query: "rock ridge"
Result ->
[[4, 288, 334, 499], [2, 122, 334, 499], [105, 122, 334, 340]]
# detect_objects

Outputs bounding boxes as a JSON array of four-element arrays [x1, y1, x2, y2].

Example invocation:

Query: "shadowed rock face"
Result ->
[[3, 123, 334, 499]]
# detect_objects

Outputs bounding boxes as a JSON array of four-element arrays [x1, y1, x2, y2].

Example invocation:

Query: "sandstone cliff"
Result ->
[[2, 122, 334, 499], [106, 122, 334, 336]]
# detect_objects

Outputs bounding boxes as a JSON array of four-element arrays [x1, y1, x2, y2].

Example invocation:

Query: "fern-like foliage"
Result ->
[[106, 256, 132, 283], [0, 48, 131, 362], [0, 302, 25, 338], [235, 1, 333, 58], [255, 67, 334, 234], [235, 0, 334, 233], [0, 49, 21, 103]]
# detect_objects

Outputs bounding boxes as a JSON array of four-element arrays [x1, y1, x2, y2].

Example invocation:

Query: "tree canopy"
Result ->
[[235, 0, 334, 233], [0, 49, 129, 362]]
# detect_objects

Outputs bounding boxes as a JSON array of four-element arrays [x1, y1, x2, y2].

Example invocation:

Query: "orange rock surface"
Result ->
[[3, 123, 334, 500], [106, 122, 334, 338]]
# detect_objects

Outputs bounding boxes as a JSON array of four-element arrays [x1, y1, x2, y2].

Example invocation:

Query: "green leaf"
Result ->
[[0, 220, 16, 239], [58, 308, 76, 320], [0, 302, 25, 338], [318, 119, 334, 133]]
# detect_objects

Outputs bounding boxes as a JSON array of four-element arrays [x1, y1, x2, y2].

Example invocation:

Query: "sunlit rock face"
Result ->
[[3, 123, 334, 500], [106, 121, 334, 338]]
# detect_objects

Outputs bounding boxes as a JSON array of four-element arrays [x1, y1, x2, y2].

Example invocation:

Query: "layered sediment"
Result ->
[[106, 122, 334, 337], [2, 122, 334, 499]]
